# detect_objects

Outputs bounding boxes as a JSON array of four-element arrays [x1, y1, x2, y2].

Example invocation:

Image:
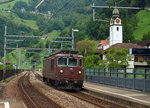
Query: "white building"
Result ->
[[110, 8, 123, 46]]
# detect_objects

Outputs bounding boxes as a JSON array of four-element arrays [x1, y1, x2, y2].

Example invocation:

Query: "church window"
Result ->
[[117, 27, 119, 31]]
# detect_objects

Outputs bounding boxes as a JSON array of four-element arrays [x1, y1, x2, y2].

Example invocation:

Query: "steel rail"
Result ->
[[19, 72, 62, 108], [66, 92, 106, 108], [19, 73, 39, 108], [64, 91, 126, 108]]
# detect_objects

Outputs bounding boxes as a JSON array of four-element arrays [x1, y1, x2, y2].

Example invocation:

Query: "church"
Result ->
[[97, 8, 150, 68]]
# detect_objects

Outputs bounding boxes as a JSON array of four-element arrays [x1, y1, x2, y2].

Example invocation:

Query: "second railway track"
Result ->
[[66, 91, 126, 108], [18, 72, 61, 108]]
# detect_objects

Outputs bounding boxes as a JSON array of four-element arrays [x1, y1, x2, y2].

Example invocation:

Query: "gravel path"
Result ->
[[0, 85, 4, 99], [0, 72, 26, 108], [4, 72, 25, 101]]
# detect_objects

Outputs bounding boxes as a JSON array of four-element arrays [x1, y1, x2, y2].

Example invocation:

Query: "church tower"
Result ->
[[110, 8, 123, 46]]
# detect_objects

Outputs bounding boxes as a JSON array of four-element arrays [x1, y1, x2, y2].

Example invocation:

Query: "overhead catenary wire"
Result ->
[[91, 5, 150, 10], [91, 2, 150, 22]]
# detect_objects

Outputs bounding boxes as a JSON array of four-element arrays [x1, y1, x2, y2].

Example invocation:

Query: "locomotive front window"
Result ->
[[68, 58, 77, 66], [79, 59, 82, 66], [58, 58, 67, 66]]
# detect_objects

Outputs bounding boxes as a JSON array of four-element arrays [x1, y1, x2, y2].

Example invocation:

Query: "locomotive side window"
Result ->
[[79, 59, 82, 66], [68, 58, 77, 66], [58, 58, 67, 66], [51, 59, 54, 71]]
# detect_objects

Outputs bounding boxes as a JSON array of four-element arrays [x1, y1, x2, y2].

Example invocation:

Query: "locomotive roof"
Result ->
[[56, 50, 79, 54], [45, 50, 81, 58]]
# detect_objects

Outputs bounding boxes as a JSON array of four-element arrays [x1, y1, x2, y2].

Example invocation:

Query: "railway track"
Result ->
[[18, 72, 61, 108], [67, 91, 126, 108], [33, 72, 126, 108]]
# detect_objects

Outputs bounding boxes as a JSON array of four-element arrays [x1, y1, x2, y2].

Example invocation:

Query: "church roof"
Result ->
[[97, 40, 110, 50], [101, 40, 110, 46], [137, 40, 150, 46], [107, 43, 144, 50], [113, 8, 119, 15]]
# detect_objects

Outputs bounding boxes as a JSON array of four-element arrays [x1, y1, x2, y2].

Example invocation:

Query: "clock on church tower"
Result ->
[[116, 19, 120, 24]]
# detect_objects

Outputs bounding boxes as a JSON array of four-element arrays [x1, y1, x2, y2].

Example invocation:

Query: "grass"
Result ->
[[47, 30, 61, 36], [20, 19, 38, 30], [133, 10, 150, 40], [0, 0, 38, 30], [1, 11, 38, 30], [37, 30, 61, 48], [0, 0, 29, 10]]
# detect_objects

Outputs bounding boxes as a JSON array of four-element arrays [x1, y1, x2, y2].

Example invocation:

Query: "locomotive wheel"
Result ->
[[43, 77, 46, 82]]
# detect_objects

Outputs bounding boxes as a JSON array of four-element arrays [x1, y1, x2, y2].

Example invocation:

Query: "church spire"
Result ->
[[112, 8, 119, 18], [110, 8, 121, 25]]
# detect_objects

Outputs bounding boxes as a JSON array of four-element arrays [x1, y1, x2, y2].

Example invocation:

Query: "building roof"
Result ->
[[113, 8, 119, 15], [101, 40, 110, 46], [97, 40, 110, 50], [137, 40, 150, 46], [107, 43, 144, 50]]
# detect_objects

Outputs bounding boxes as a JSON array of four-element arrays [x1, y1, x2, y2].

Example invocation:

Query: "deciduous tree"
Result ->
[[76, 40, 97, 56]]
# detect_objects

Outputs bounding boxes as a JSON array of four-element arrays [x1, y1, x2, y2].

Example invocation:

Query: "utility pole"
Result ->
[[72, 28, 79, 50], [3, 26, 7, 80], [61, 43, 63, 49], [48, 44, 51, 55], [92, 3, 95, 21]]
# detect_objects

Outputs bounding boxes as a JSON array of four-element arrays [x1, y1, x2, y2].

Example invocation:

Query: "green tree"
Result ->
[[103, 48, 130, 68], [52, 20, 65, 30], [76, 40, 97, 56], [84, 55, 100, 68], [13, 1, 29, 10], [142, 31, 150, 40]]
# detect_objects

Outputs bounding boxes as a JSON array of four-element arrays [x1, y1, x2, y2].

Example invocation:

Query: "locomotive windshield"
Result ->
[[58, 58, 67, 66], [68, 58, 77, 66], [58, 57, 78, 66], [79, 59, 82, 66]]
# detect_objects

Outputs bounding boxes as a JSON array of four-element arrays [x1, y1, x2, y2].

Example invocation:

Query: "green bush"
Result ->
[[147, 61, 150, 65], [0, 64, 14, 70], [0, 65, 3, 70], [84, 55, 100, 68], [138, 60, 144, 63]]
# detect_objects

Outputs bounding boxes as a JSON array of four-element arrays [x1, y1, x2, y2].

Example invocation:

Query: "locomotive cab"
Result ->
[[56, 55, 84, 90]]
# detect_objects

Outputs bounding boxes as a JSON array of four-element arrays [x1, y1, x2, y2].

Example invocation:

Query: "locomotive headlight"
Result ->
[[78, 71, 82, 74], [60, 70, 63, 73]]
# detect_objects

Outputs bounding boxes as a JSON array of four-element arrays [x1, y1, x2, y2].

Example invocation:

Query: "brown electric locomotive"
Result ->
[[43, 50, 84, 90]]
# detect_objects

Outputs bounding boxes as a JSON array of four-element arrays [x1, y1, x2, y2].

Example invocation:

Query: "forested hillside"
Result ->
[[0, 0, 107, 56], [0, 0, 150, 68]]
